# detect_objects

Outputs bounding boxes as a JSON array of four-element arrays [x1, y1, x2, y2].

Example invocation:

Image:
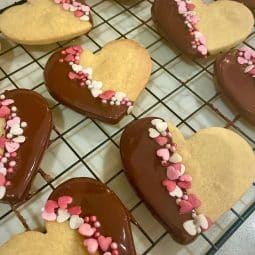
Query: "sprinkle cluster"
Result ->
[[176, 0, 208, 56], [54, 0, 91, 21], [59, 46, 133, 114], [0, 94, 27, 200], [42, 195, 119, 255], [237, 46, 255, 76], [148, 119, 211, 236]]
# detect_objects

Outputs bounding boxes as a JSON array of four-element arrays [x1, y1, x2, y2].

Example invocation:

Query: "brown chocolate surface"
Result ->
[[214, 49, 255, 125], [151, 0, 200, 58], [1, 89, 52, 205], [120, 117, 196, 244], [44, 48, 128, 124], [49, 177, 136, 255]]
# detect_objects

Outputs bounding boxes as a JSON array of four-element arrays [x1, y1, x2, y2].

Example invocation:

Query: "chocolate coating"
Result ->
[[214, 49, 255, 125], [49, 178, 136, 255], [120, 117, 196, 244], [44, 48, 128, 124], [1, 89, 52, 205], [151, 0, 200, 58]]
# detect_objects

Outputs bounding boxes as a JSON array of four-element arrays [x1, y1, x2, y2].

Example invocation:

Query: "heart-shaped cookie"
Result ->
[[151, 0, 254, 57], [44, 39, 152, 124], [0, 0, 92, 45], [120, 117, 255, 244], [214, 46, 255, 125], [0, 89, 52, 205], [0, 178, 136, 255]]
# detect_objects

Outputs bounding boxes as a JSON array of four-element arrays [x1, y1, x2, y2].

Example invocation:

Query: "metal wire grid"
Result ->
[[0, 0, 254, 254]]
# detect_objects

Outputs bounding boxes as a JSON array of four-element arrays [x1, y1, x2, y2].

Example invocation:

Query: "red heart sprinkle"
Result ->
[[186, 3, 195, 11], [68, 206, 82, 215], [187, 194, 201, 209], [58, 195, 72, 209], [177, 181, 192, 189], [68, 71, 78, 80], [45, 200, 58, 213], [0, 106, 11, 118], [0, 136, 7, 148], [179, 174, 192, 182], [179, 200, 193, 214], [249, 67, 255, 75], [162, 179, 176, 192], [167, 165, 180, 180], [0, 173, 6, 186], [73, 46, 83, 53], [65, 47, 76, 54], [65, 54, 75, 62], [155, 136, 168, 146], [99, 90, 115, 100], [74, 10, 84, 17]]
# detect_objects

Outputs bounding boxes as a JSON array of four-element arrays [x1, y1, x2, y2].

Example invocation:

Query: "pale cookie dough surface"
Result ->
[[193, 0, 254, 55], [0, 222, 98, 255], [167, 122, 255, 221], [0, 118, 5, 156], [0, 0, 92, 45], [80, 39, 152, 101]]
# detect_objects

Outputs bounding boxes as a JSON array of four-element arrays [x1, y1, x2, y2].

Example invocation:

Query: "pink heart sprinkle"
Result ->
[[237, 56, 247, 65], [0, 136, 7, 148], [54, 0, 61, 3], [98, 236, 112, 252], [58, 195, 72, 209], [73, 1, 81, 7], [81, 5, 90, 12], [199, 35, 206, 45], [68, 71, 78, 80], [64, 54, 75, 62], [84, 238, 98, 254], [0, 173, 6, 186], [74, 10, 84, 17], [179, 200, 193, 214], [197, 45, 208, 56], [190, 16, 198, 24], [99, 90, 115, 100], [179, 174, 192, 182], [249, 67, 255, 75], [45, 200, 58, 213], [68, 206, 82, 215], [79, 223, 95, 237], [178, 4, 187, 14], [162, 179, 176, 192], [5, 141, 20, 153], [62, 3, 70, 10], [42, 210, 57, 221], [73, 46, 83, 53], [156, 148, 170, 161], [7, 116, 21, 128], [155, 136, 168, 146], [186, 3, 195, 11], [1, 99, 14, 106], [177, 181, 192, 189], [244, 50, 252, 60], [0, 106, 11, 118], [187, 194, 201, 209], [167, 165, 180, 180]]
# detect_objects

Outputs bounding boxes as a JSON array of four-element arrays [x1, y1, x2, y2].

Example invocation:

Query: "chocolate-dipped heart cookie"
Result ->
[[0, 89, 52, 205], [0, 0, 92, 45], [214, 46, 255, 125], [0, 178, 136, 255], [44, 39, 152, 124], [120, 117, 255, 244], [151, 0, 254, 58]]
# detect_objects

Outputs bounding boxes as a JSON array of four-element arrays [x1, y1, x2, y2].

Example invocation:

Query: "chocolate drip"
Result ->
[[1, 89, 52, 205], [49, 178, 137, 255], [214, 49, 255, 125], [44, 49, 129, 124], [151, 0, 200, 58], [120, 117, 196, 244]]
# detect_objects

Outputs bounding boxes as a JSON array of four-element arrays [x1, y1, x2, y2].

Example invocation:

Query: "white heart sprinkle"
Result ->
[[70, 6, 78, 11], [183, 220, 197, 236], [12, 136, 26, 143], [169, 186, 183, 198], [148, 128, 160, 138], [80, 15, 90, 21], [180, 164, 185, 175], [83, 67, 93, 76], [245, 65, 254, 73], [155, 122, 168, 133], [127, 106, 133, 115], [0, 186, 6, 199], [115, 92, 126, 102], [197, 214, 208, 230], [151, 119, 163, 126], [72, 64, 83, 73], [91, 88, 102, 98], [69, 215, 84, 230], [92, 81, 103, 89], [0, 167, 7, 176], [169, 152, 182, 163], [56, 209, 70, 223], [10, 124, 23, 136]]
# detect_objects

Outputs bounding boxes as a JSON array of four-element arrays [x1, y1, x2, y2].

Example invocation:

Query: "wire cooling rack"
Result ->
[[0, 0, 255, 254]]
